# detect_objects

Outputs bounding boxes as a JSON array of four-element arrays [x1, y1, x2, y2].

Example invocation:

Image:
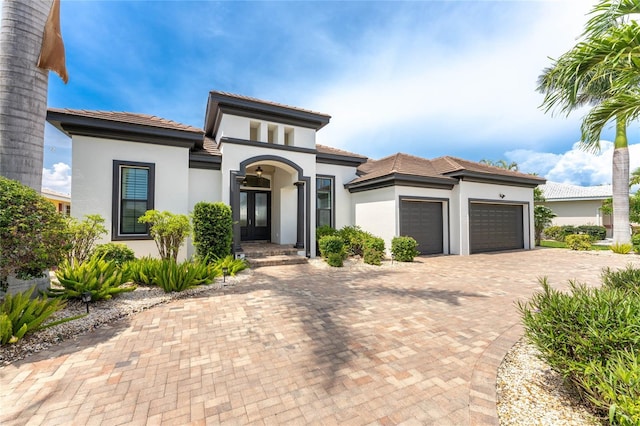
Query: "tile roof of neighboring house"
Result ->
[[540, 181, 613, 200], [47, 108, 204, 133], [351, 153, 544, 185], [210, 91, 331, 119], [316, 144, 367, 159]]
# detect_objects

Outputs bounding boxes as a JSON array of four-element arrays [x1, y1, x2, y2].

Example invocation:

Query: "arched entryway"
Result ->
[[230, 155, 311, 257]]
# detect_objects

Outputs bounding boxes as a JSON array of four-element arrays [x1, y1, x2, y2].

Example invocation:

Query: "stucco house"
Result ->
[[41, 188, 71, 215], [539, 182, 612, 237], [47, 91, 544, 260]]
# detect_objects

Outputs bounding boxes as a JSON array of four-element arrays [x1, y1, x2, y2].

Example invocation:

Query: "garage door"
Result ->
[[469, 203, 523, 254], [399, 200, 443, 255]]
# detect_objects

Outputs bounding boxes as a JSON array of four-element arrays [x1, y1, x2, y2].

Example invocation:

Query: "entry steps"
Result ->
[[241, 243, 308, 268]]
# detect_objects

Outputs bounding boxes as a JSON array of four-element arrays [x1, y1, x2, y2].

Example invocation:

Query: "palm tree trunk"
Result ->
[[612, 116, 631, 244], [0, 0, 52, 191]]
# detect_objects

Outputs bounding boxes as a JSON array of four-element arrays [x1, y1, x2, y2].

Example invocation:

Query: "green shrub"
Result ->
[[326, 253, 344, 267], [363, 237, 385, 265], [391, 236, 419, 262], [565, 234, 592, 251], [318, 235, 346, 259], [91, 243, 136, 266], [602, 265, 640, 294], [611, 242, 633, 254], [337, 226, 372, 256], [632, 233, 640, 247], [138, 210, 191, 262], [543, 225, 563, 241], [1, 287, 65, 345], [0, 177, 68, 287], [65, 214, 107, 265], [123, 257, 162, 286], [519, 278, 640, 423], [192, 202, 233, 262], [210, 255, 248, 277], [153, 260, 211, 293], [576, 225, 607, 241], [316, 225, 337, 241], [50, 258, 135, 301]]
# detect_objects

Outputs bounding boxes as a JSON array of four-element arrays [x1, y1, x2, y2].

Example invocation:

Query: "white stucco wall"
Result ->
[[186, 168, 222, 258], [72, 135, 191, 260], [457, 181, 534, 255], [351, 187, 396, 254], [540, 200, 606, 227], [315, 163, 359, 229]]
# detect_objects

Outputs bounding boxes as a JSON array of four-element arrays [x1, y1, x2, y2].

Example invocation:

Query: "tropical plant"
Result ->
[[316, 225, 338, 241], [318, 235, 346, 260], [65, 214, 107, 265], [0, 177, 68, 289], [138, 210, 191, 262], [0, 287, 66, 345], [534, 205, 556, 246], [192, 202, 233, 261], [50, 258, 135, 301], [602, 264, 640, 294], [91, 243, 136, 266], [123, 257, 162, 286], [479, 159, 519, 171], [152, 259, 211, 293], [210, 255, 248, 277], [538, 0, 640, 245], [337, 226, 372, 256], [611, 242, 633, 254], [391, 236, 419, 262]]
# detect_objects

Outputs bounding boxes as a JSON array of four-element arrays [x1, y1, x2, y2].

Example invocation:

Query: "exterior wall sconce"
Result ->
[[499, 193, 505, 199], [82, 291, 92, 313], [255, 166, 263, 178]]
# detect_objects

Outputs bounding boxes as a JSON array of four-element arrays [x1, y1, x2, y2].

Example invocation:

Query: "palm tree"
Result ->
[[479, 159, 519, 171], [538, 0, 640, 244], [0, 1, 52, 190]]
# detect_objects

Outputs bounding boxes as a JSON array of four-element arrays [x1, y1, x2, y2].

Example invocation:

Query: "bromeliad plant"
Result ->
[[50, 257, 135, 301], [152, 259, 213, 293], [1, 287, 66, 345]]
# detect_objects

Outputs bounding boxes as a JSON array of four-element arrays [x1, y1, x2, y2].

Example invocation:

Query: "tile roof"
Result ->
[[210, 91, 330, 119], [47, 108, 203, 133], [350, 153, 544, 185], [198, 136, 221, 156], [351, 153, 457, 184], [540, 181, 612, 200], [316, 144, 367, 159]]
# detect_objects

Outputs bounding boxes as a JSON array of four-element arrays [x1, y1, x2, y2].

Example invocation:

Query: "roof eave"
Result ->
[[445, 170, 545, 187], [345, 173, 456, 193]]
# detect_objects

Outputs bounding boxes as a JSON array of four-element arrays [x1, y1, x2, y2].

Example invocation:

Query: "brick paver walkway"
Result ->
[[1, 249, 636, 425]]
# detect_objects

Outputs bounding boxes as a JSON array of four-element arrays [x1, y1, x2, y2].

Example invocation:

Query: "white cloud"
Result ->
[[42, 162, 71, 194], [507, 141, 640, 186]]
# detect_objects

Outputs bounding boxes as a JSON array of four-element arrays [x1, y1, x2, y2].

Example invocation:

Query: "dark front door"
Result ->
[[240, 190, 271, 241]]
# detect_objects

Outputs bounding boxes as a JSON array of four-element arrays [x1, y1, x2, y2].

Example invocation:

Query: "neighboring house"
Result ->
[[539, 182, 613, 237], [47, 91, 544, 260], [41, 188, 71, 215]]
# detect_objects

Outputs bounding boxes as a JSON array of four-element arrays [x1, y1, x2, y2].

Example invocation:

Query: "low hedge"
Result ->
[[391, 236, 419, 262]]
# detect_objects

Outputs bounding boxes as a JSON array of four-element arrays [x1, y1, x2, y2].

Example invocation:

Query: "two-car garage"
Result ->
[[398, 198, 527, 255]]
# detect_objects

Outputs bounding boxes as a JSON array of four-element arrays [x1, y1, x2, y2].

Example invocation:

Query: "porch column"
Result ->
[[294, 181, 305, 249], [231, 172, 243, 254]]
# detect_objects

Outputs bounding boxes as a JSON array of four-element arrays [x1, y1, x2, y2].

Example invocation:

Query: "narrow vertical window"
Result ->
[[113, 160, 155, 239], [284, 127, 294, 146], [268, 124, 277, 144], [316, 176, 334, 228], [250, 121, 260, 141]]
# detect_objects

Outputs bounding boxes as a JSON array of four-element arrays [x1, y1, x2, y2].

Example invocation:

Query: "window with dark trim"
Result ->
[[112, 160, 155, 240], [316, 176, 334, 228]]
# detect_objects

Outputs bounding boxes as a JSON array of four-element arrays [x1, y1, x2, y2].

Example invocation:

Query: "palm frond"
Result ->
[[584, 0, 640, 37]]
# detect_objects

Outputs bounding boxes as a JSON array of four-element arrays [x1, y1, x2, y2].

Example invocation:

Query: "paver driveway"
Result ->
[[1, 249, 637, 425]]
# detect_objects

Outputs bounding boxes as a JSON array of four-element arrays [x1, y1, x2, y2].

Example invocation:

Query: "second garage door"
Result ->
[[469, 203, 524, 254], [399, 200, 443, 255]]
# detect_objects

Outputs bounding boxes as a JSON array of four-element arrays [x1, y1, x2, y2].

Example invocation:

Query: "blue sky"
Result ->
[[41, 0, 640, 194]]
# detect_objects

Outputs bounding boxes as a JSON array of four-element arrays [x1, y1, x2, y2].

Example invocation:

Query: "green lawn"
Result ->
[[540, 240, 611, 251]]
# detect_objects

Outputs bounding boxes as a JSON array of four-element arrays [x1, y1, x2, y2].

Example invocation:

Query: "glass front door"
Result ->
[[240, 190, 271, 241]]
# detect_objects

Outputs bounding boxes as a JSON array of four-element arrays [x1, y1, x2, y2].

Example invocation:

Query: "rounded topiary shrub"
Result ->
[[91, 243, 136, 266], [391, 236, 419, 262], [192, 202, 233, 262], [565, 234, 592, 251], [0, 177, 68, 291], [326, 252, 344, 267]]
